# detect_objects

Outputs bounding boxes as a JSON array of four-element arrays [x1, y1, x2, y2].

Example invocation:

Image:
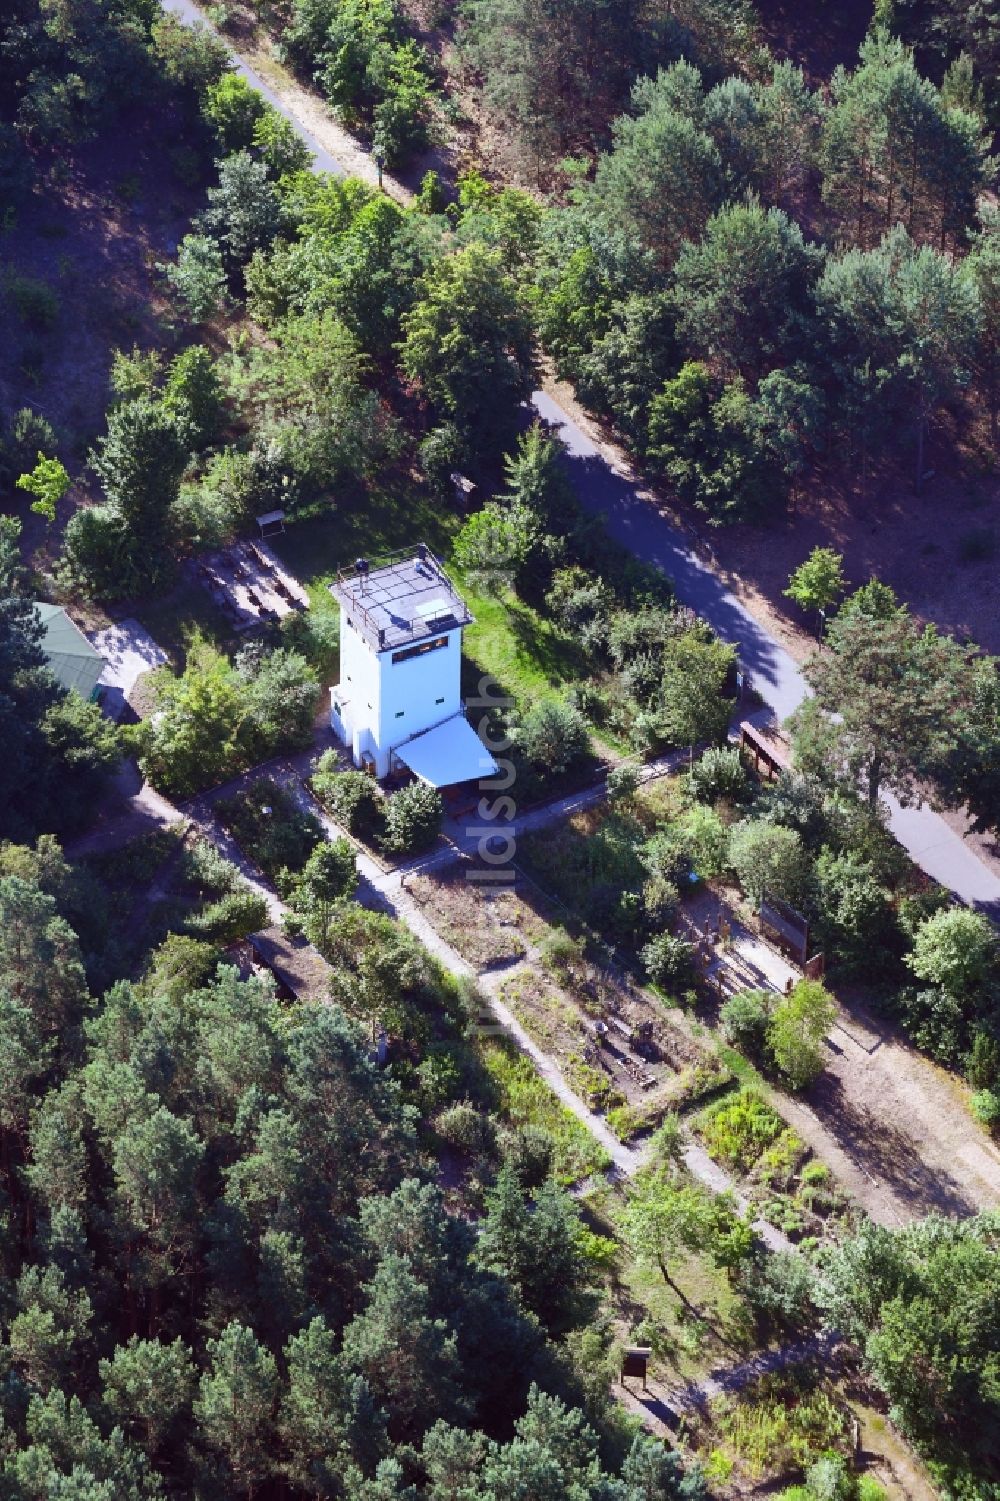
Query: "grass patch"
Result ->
[[615, 1225, 748, 1385], [477, 1035, 611, 1185], [708, 1370, 850, 1482], [457, 581, 590, 705], [267, 488, 457, 617]]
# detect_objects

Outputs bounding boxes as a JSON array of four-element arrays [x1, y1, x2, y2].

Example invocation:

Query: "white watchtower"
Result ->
[[329, 545, 497, 786]]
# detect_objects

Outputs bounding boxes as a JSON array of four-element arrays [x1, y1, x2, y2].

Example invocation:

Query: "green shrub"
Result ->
[[311, 756, 384, 839], [687, 744, 750, 804], [729, 817, 811, 909], [6, 406, 57, 479], [640, 931, 695, 991], [142, 934, 221, 999], [419, 422, 466, 493], [186, 887, 270, 941], [514, 698, 591, 783], [680, 801, 728, 876], [381, 779, 443, 854], [698, 1088, 784, 1172], [280, 608, 340, 683], [6, 273, 58, 330], [180, 839, 241, 897], [720, 988, 773, 1057], [436, 1100, 496, 1155], [216, 779, 322, 881], [606, 763, 640, 805], [203, 72, 267, 153], [736, 1247, 818, 1336], [970, 1088, 1000, 1130]]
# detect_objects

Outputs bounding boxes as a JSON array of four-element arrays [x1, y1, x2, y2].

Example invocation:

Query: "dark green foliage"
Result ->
[[60, 397, 189, 599], [647, 361, 793, 524], [687, 746, 750, 805], [719, 988, 772, 1058], [818, 1215, 1000, 1483], [284, 0, 435, 164], [216, 779, 323, 883], [200, 151, 286, 272], [131, 645, 319, 798], [641, 932, 696, 992], [312, 756, 384, 839], [476, 1163, 591, 1335], [284, 838, 358, 948], [511, 699, 591, 788], [671, 201, 824, 382], [162, 345, 225, 451], [400, 244, 537, 457], [819, 31, 992, 252], [381, 781, 444, 855]]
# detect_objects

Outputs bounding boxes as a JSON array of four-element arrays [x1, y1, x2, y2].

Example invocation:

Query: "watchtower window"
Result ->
[[391, 635, 448, 665]]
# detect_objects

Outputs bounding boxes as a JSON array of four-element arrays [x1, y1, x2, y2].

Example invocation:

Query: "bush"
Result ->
[[720, 988, 773, 1057], [640, 931, 696, 992], [186, 888, 270, 942], [970, 1089, 1000, 1130], [729, 818, 810, 909], [514, 699, 591, 782], [737, 1248, 818, 1336], [381, 779, 443, 854], [437, 1100, 496, 1156], [687, 744, 750, 804], [132, 644, 317, 797], [906, 906, 997, 999], [680, 802, 728, 876], [606, 763, 640, 805], [142, 934, 221, 1000], [6, 273, 59, 330], [311, 756, 383, 839], [180, 839, 241, 896], [203, 72, 267, 152], [165, 234, 229, 321], [280, 608, 339, 683], [699, 1088, 785, 1171], [767, 979, 837, 1091], [419, 422, 466, 494], [6, 407, 58, 481], [502, 1123, 557, 1189]]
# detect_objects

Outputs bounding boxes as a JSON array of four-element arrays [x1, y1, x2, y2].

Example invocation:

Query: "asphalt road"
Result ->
[[158, 0, 1000, 913]]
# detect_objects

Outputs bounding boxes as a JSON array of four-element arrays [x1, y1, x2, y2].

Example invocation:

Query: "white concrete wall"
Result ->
[[377, 629, 460, 753], [332, 608, 462, 776]]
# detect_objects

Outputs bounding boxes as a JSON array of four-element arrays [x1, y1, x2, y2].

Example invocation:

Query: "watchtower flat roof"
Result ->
[[331, 548, 473, 652]]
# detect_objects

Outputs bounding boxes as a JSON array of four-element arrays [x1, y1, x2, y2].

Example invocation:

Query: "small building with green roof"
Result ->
[[35, 603, 106, 702]]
